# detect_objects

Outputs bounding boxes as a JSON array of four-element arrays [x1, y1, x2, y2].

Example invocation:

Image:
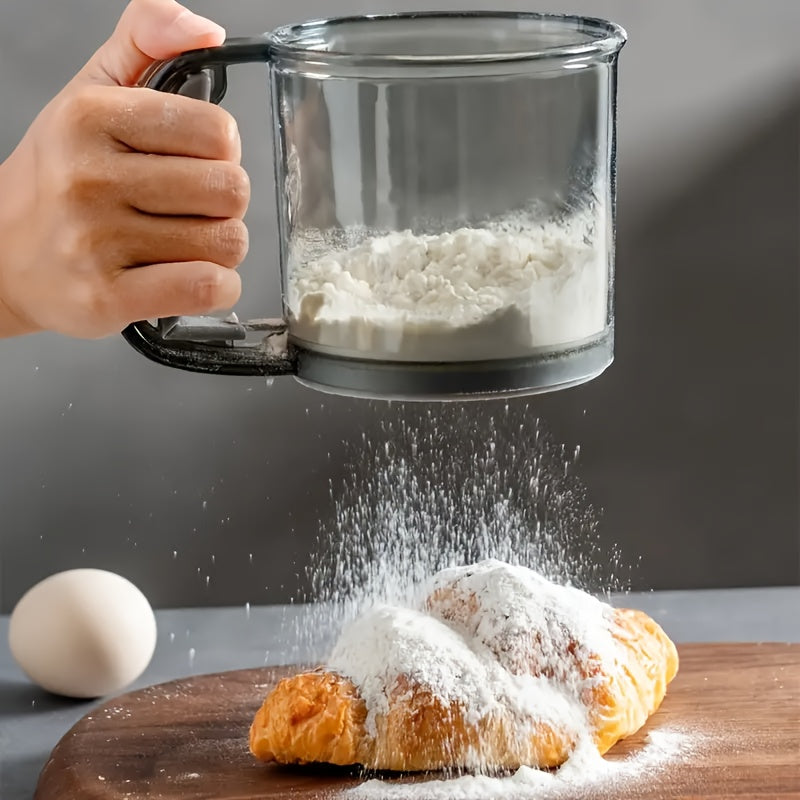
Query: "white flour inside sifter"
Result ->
[[287, 211, 608, 362]]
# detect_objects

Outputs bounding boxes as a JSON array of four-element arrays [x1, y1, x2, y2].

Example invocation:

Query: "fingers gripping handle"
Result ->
[[120, 38, 296, 377], [136, 36, 273, 97]]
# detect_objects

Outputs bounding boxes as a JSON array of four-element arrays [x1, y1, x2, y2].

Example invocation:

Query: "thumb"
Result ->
[[77, 0, 225, 88]]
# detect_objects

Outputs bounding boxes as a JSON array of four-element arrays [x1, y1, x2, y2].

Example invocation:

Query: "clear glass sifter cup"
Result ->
[[122, 12, 627, 400]]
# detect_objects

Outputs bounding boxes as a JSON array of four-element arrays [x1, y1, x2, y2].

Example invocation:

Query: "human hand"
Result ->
[[0, 0, 250, 338]]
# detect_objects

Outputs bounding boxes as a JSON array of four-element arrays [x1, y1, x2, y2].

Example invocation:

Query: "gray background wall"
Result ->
[[0, 0, 798, 613]]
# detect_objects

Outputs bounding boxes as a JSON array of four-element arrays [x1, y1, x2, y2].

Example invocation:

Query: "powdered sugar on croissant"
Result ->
[[250, 560, 678, 772]]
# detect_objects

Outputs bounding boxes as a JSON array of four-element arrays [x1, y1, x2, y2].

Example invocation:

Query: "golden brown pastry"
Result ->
[[250, 560, 678, 772]]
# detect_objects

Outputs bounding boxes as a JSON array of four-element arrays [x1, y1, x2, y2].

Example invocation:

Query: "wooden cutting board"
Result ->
[[35, 643, 800, 799]]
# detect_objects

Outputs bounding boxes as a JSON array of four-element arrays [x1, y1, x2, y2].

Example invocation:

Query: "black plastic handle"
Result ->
[[121, 38, 297, 377]]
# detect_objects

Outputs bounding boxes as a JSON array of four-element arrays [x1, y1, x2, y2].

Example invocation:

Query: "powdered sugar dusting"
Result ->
[[329, 595, 587, 743], [329, 561, 619, 764], [330, 605, 501, 737], [429, 561, 618, 673]]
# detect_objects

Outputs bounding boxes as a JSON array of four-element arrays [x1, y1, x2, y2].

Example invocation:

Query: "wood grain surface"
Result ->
[[35, 643, 800, 799]]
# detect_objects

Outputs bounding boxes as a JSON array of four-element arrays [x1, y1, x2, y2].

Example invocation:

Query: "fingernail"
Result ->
[[175, 10, 226, 41]]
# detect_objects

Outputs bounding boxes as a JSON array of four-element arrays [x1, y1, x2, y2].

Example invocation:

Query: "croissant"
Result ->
[[250, 560, 678, 772]]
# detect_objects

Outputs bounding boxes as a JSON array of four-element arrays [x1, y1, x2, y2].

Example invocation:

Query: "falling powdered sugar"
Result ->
[[305, 406, 625, 645]]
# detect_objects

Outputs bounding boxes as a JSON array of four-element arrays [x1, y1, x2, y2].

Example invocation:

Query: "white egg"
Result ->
[[8, 569, 157, 699]]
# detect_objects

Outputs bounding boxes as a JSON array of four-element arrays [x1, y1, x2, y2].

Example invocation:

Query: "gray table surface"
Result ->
[[1, 587, 798, 799]]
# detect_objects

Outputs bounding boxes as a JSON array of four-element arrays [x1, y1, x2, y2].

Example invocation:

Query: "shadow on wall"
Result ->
[[543, 87, 800, 590]]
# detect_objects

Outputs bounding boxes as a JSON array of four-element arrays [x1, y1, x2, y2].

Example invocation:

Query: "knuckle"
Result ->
[[63, 162, 110, 205], [190, 269, 227, 311], [228, 165, 251, 216], [206, 164, 250, 217], [207, 107, 240, 160], [202, 163, 247, 199], [58, 85, 108, 133], [209, 219, 249, 266], [56, 224, 96, 267]]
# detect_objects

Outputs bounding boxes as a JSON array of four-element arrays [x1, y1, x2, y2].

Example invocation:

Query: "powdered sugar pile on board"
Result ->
[[347, 727, 700, 799]]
